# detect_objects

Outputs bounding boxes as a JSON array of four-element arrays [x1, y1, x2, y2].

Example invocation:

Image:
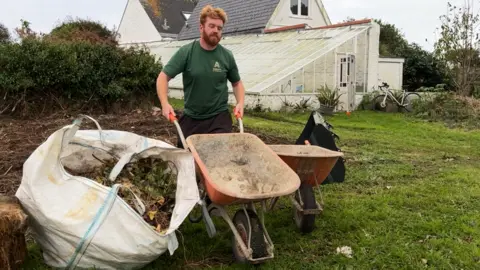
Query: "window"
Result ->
[[338, 55, 356, 88], [182, 12, 191, 20], [290, 0, 309, 16]]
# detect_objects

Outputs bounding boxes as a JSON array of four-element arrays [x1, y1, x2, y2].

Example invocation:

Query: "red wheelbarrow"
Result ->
[[267, 143, 344, 233], [169, 112, 300, 264]]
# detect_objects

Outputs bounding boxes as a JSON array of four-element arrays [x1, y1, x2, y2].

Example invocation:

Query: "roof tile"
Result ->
[[177, 0, 280, 40]]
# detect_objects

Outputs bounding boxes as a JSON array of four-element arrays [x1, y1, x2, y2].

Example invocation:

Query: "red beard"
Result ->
[[203, 31, 220, 46]]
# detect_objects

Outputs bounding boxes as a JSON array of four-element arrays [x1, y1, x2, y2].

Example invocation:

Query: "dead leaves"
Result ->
[[148, 210, 157, 221], [72, 156, 178, 234]]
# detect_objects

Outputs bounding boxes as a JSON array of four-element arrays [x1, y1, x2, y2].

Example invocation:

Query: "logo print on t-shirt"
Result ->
[[213, 61, 222, 72]]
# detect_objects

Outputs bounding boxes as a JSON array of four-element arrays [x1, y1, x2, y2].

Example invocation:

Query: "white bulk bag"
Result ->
[[15, 115, 200, 270]]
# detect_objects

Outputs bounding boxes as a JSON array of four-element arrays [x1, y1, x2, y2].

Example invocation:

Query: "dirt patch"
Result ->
[[0, 109, 178, 196], [0, 109, 290, 196], [1, 114, 72, 195]]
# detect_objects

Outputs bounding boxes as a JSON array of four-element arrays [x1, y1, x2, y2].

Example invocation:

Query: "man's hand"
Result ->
[[157, 71, 176, 121], [234, 103, 244, 119], [232, 80, 245, 119], [162, 103, 176, 120]]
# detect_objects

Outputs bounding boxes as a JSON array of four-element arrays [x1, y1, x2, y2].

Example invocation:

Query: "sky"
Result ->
[[0, 0, 469, 52]]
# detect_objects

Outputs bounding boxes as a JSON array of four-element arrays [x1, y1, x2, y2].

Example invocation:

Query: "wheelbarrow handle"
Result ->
[[168, 113, 188, 150], [233, 108, 244, 134]]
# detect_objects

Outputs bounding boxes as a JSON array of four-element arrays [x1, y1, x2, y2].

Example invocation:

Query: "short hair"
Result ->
[[200, 5, 227, 25]]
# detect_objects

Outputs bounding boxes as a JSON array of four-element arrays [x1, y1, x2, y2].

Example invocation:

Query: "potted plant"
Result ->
[[316, 85, 343, 115]]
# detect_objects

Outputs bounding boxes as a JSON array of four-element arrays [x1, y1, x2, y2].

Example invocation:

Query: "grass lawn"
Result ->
[[23, 102, 480, 269]]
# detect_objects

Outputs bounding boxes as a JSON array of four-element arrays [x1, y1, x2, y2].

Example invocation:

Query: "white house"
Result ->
[[118, 0, 404, 112], [378, 57, 405, 90], [116, 0, 196, 44]]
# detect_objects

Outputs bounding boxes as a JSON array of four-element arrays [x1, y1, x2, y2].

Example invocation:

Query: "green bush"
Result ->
[[46, 18, 118, 46], [0, 38, 162, 115], [416, 84, 447, 93], [411, 92, 480, 129], [0, 23, 10, 43], [356, 91, 379, 111]]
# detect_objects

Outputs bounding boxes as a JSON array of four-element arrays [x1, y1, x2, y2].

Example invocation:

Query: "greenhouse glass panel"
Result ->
[[147, 24, 371, 94]]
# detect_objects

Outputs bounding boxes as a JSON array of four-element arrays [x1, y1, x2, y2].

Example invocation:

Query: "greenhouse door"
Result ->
[[337, 54, 356, 111]]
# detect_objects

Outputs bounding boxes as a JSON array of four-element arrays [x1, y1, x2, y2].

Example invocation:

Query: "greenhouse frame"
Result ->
[[116, 0, 405, 112], [126, 19, 387, 112]]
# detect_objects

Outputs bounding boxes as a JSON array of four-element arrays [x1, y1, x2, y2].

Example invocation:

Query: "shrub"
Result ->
[[0, 38, 162, 116], [0, 23, 10, 43], [316, 85, 343, 108], [416, 84, 448, 93], [356, 91, 378, 111], [46, 18, 118, 46], [411, 92, 480, 129]]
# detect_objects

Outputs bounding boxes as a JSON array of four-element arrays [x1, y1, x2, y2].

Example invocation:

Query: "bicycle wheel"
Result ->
[[372, 95, 395, 112], [401, 92, 421, 112]]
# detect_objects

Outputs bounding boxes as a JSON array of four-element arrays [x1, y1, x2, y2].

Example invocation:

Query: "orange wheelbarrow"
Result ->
[[169, 112, 300, 264], [267, 143, 344, 233]]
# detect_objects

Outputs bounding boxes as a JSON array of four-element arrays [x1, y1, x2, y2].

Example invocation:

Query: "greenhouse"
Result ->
[[140, 20, 383, 111]]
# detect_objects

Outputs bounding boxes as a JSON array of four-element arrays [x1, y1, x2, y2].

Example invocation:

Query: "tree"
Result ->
[[14, 20, 38, 40], [373, 19, 450, 91], [0, 23, 10, 43], [374, 19, 409, 57], [434, 0, 480, 96], [403, 43, 451, 91]]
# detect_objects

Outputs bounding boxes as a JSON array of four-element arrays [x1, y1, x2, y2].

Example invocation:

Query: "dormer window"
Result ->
[[182, 11, 191, 20], [290, 0, 309, 16]]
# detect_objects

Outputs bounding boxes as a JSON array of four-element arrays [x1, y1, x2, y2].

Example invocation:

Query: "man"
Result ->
[[156, 5, 245, 148]]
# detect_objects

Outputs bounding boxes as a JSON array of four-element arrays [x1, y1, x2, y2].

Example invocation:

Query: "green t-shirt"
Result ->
[[162, 40, 241, 119]]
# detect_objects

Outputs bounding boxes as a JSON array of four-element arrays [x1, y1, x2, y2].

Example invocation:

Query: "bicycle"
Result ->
[[371, 82, 421, 112]]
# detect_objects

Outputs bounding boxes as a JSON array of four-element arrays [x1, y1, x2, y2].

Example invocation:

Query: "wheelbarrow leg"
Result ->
[[201, 200, 217, 238], [188, 176, 207, 224], [187, 176, 217, 237], [267, 197, 279, 211], [188, 196, 217, 237]]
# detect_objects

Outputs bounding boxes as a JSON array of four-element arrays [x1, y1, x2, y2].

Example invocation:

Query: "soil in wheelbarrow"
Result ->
[[188, 133, 298, 199]]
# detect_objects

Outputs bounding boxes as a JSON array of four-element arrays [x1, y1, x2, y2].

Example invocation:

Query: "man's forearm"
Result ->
[[156, 72, 170, 107], [232, 80, 245, 106]]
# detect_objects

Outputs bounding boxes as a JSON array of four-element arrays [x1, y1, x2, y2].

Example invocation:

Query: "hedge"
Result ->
[[47, 18, 118, 46], [0, 38, 162, 115]]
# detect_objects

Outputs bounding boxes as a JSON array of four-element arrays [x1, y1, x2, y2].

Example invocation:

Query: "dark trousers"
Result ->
[[176, 110, 233, 149]]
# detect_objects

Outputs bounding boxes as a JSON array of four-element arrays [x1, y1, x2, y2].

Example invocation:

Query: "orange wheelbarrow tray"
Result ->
[[169, 112, 301, 264], [267, 144, 344, 233]]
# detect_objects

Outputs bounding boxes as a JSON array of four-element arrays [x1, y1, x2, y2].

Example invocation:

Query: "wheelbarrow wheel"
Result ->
[[188, 196, 212, 223], [188, 208, 203, 223], [294, 182, 316, 233], [232, 209, 268, 264]]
